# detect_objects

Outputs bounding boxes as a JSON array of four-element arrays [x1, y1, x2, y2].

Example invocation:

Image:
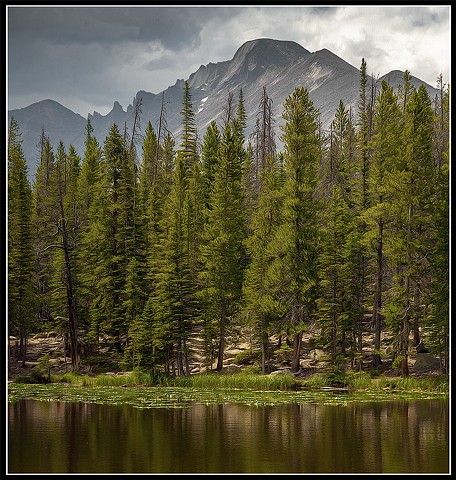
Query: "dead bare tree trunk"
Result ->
[[372, 220, 384, 366], [58, 191, 79, 371], [291, 331, 303, 373]]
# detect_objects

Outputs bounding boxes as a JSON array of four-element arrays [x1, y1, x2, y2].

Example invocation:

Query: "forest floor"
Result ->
[[7, 329, 444, 382]]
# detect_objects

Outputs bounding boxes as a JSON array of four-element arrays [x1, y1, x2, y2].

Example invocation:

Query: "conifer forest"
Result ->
[[8, 62, 450, 379]]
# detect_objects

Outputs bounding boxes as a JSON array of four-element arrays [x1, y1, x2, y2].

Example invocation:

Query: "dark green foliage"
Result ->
[[318, 100, 359, 366], [233, 349, 262, 366], [152, 153, 201, 375], [427, 79, 449, 371], [199, 120, 247, 371], [8, 117, 37, 359], [243, 154, 283, 374], [382, 84, 437, 376], [9, 71, 449, 379], [270, 87, 322, 372]]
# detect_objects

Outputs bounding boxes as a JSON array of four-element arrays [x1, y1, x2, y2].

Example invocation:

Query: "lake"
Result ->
[[8, 398, 448, 473]]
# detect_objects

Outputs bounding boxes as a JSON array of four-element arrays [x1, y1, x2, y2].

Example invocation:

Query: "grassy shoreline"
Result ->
[[8, 371, 449, 408]]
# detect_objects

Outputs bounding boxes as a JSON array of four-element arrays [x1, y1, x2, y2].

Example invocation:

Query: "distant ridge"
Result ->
[[8, 38, 439, 179]]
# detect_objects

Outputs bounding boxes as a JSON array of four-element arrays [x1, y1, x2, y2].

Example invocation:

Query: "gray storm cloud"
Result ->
[[7, 5, 450, 117]]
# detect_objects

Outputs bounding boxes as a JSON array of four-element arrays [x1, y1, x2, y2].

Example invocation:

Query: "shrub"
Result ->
[[272, 344, 293, 364], [233, 349, 261, 366]]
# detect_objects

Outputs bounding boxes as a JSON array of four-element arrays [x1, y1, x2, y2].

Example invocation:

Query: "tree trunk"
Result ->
[[216, 335, 225, 371], [216, 309, 226, 371], [400, 274, 411, 377], [291, 331, 302, 373], [261, 327, 269, 375], [372, 220, 384, 366], [412, 291, 425, 352], [331, 313, 337, 366], [183, 338, 190, 376], [59, 191, 79, 371], [177, 338, 184, 376]]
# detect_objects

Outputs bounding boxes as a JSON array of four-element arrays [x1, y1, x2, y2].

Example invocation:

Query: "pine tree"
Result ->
[[127, 128, 175, 371], [383, 85, 436, 376], [350, 58, 377, 368], [362, 81, 402, 366], [51, 141, 81, 370], [201, 120, 221, 208], [76, 119, 103, 348], [317, 100, 358, 366], [179, 80, 198, 173], [152, 153, 199, 375], [32, 131, 59, 327], [249, 86, 276, 194], [177, 80, 202, 277], [428, 77, 449, 372], [200, 120, 246, 370], [8, 117, 37, 363], [243, 153, 283, 373], [270, 87, 322, 373], [83, 124, 136, 350]]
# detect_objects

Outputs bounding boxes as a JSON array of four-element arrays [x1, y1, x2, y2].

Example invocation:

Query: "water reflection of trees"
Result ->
[[8, 399, 448, 473]]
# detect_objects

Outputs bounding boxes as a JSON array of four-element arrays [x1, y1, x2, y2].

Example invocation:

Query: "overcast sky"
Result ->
[[7, 4, 451, 117]]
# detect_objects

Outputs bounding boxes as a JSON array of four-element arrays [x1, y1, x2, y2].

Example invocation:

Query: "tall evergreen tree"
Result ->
[[200, 120, 246, 370], [126, 129, 175, 371], [383, 85, 436, 376], [362, 81, 402, 366], [351, 58, 377, 368], [8, 117, 37, 363], [178, 80, 202, 276], [201, 120, 221, 209], [249, 86, 276, 193], [83, 124, 135, 350], [32, 132, 59, 328], [317, 100, 358, 366], [152, 153, 199, 375], [179, 80, 198, 173], [270, 87, 322, 373], [243, 153, 283, 373], [50, 141, 81, 370], [76, 119, 103, 348], [428, 77, 449, 372]]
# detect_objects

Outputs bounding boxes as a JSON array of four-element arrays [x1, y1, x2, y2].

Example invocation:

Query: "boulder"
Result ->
[[221, 364, 242, 373], [411, 353, 441, 373]]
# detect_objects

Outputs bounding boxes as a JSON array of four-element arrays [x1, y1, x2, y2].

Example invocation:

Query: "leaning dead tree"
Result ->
[[58, 188, 79, 371], [130, 97, 143, 162], [39, 145, 81, 371]]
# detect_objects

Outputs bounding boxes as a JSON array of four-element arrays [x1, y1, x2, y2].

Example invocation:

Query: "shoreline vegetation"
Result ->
[[9, 370, 449, 409], [8, 330, 449, 408]]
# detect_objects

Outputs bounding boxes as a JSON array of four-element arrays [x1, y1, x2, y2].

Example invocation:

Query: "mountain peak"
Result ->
[[232, 38, 310, 66], [112, 101, 125, 113], [8, 38, 439, 181]]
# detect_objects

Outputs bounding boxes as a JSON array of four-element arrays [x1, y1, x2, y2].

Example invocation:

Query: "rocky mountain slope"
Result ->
[[8, 38, 439, 180]]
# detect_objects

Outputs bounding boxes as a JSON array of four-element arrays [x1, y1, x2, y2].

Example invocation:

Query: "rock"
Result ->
[[224, 348, 244, 356], [309, 349, 326, 362], [221, 364, 242, 373], [269, 368, 293, 376], [411, 353, 441, 373]]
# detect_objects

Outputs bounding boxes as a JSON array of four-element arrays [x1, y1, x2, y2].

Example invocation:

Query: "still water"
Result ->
[[8, 399, 448, 474]]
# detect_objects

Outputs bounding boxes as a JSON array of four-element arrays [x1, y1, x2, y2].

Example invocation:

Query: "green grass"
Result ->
[[376, 375, 449, 392], [8, 378, 448, 410], [170, 372, 298, 390], [49, 370, 298, 390], [31, 368, 449, 399], [51, 370, 154, 387], [301, 370, 373, 389]]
